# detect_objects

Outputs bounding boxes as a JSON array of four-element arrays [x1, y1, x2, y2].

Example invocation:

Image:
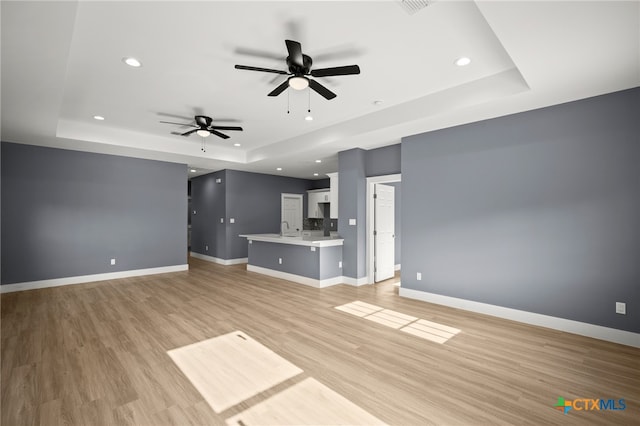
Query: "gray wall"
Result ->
[[401, 88, 639, 333], [248, 240, 342, 280], [339, 145, 401, 279], [366, 144, 401, 177], [338, 148, 367, 279], [190, 169, 318, 260], [1, 142, 188, 284]]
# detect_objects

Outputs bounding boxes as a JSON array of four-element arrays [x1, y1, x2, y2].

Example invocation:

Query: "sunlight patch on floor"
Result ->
[[334, 300, 383, 317], [226, 378, 386, 426], [335, 301, 461, 344], [365, 309, 417, 329], [167, 331, 303, 413]]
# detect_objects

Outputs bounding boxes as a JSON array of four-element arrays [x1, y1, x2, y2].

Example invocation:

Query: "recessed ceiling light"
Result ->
[[315, 159, 322, 163], [455, 57, 471, 67], [122, 57, 142, 67], [190, 169, 197, 173], [305, 115, 313, 121], [276, 167, 283, 171], [234, 143, 241, 147], [313, 173, 319, 176], [93, 115, 105, 120]]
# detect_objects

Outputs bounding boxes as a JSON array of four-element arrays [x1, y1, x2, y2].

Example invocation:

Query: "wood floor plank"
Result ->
[[1, 257, 638, 425]]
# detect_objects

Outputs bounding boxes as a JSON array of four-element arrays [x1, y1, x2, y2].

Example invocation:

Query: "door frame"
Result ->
[[366, 174, 401, 284]]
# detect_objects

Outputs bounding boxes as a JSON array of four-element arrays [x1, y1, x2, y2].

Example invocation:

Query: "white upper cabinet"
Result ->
[[307, 189, 329, 218]]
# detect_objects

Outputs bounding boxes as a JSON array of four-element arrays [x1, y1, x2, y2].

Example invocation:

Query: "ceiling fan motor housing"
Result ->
[[287, 54, 313, 75]]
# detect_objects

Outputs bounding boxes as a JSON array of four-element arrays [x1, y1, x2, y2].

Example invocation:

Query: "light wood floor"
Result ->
[[2, 258, 639, 425]]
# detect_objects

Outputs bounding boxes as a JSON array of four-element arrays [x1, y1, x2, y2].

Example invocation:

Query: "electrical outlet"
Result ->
[[230, 218, 235, 223], [339, 261, 342, 268], [193, 210, 196, 215], [331, 222, 334, 228], [278, 258, 282, 265], [416, 272, 422, 281], [310, 247, 316, 252], [110, 258, 116, 266], [220, 218, 224, 223], [616, 302, 626, 315], [205, 245, 209, 251]]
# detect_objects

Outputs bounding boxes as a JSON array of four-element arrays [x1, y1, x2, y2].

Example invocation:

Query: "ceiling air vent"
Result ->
[[397, 0, 436, 15]]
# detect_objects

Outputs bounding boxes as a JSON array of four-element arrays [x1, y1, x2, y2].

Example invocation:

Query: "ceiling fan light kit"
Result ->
[[288, 76, 309, 90]]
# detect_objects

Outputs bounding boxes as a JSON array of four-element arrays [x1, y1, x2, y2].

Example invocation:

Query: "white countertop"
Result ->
[[239, 233, 344, 247]]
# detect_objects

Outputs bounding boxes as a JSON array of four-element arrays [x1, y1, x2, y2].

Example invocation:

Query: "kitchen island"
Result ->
[[239, 233, 344, 288]]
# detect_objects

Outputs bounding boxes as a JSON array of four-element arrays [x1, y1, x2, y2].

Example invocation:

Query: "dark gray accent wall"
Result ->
[[308, 178, 330, 189], [190, 170, 227, 259], [190, 169, 318, 260], [225, 170, 313, 259], [1, 142, 188, 284], [401, 87, 640, 333]]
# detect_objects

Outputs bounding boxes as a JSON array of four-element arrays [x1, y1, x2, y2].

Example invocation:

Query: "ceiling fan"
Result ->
[[160, 115, 243, 139], [235, 40, 360, 100]]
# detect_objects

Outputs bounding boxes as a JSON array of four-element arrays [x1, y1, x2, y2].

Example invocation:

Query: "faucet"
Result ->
[[280, 221, 290, 236]]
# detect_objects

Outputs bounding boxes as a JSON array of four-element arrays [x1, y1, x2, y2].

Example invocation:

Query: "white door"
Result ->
[[374, 184, 395, 282], [281, 193, 303, 235]]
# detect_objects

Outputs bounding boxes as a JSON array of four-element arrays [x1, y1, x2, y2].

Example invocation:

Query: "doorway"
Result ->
[[366, 174, 401, 284], [281, 193, 303, 236], [374, 184, 395, 282]]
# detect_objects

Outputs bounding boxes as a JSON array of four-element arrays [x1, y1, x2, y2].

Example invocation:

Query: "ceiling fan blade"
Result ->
[[311, 65, 360, 77], [234, 47, 284, 61], [209, 126, 243, 131], [309, 79, 337, 100], [180, 129, 199, 136], [160, 120, 197, 127], [285, 40, 304, 67], [268, 80, 290, 97], [235, 64, 288, 75], [210, 129, 230, 139]]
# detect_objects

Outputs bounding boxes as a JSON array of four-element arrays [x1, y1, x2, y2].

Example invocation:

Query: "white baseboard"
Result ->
[[394, 264, 401, 271], [399, 288, 640, 348], [190, 252, 248, 265], [342, 276, 369, 286], [247, 265, 343, 288], [0, 264, 189, 294]]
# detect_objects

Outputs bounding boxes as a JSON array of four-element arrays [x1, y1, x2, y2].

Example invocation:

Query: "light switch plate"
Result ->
[[616, 302, 626, 315], [220, 218, 224, 223], [349, 218, 356, 225], [310, 247, 316, 252], [230, 218, 235, 223]]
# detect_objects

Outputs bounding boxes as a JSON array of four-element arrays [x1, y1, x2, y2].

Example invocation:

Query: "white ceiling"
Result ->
[[2, 1, 638, 179]]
